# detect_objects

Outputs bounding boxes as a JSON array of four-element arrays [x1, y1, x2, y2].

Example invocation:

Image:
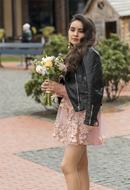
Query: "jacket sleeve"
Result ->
[[83, 48, 103, 126]]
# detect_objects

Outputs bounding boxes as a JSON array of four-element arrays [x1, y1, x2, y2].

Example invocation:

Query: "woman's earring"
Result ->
[[68, 42, 71, 49]]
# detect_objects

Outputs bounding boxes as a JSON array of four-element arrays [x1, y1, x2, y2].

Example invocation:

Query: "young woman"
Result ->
[[41, 14, 104, 190]]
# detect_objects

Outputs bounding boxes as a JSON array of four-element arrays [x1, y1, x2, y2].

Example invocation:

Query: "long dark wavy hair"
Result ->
[[65, 14, 96, 72]]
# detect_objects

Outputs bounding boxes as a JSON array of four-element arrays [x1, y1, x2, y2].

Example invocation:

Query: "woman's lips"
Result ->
[[72, 38, 79, 41]]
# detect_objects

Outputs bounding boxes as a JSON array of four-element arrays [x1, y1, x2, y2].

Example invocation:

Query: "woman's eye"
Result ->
[[78, 29, 84, 33], [70, 27, 75, 31], [69, 27, 84, 33]]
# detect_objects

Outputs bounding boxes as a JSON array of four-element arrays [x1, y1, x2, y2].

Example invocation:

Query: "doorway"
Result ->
[[28, 0, 55, 30], [0, 0, 3, 27], [105, 21, 117, 38]]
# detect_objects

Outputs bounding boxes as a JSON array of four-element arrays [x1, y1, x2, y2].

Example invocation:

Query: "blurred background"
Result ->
[[0, 0, 89, 42], [0, 0, 130, 47]]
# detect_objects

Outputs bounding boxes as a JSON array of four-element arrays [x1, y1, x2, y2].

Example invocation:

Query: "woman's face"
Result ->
[[68, 20, 85, 45]]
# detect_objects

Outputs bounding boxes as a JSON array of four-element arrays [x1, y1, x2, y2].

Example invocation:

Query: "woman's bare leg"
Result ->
[[78, 147, 90, 190], [61, 144, 86, 190]]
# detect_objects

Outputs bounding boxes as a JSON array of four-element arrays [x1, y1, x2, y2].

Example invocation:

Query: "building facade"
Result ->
[[83, 0, 130, 46], [0, 0, 88, 41]]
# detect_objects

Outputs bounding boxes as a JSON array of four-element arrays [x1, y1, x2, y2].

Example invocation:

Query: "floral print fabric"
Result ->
[[53, 98, 103, 145]]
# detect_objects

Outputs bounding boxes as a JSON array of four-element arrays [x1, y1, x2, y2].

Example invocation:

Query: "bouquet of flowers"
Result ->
[[34, 54, 66, 107]]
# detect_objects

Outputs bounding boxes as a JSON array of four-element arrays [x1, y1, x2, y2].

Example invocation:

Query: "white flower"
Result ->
[[36, 65, 47, 76], [36, 65, 42, 74], [58, 62, 66, 71], [41, 68, 48, 76], [42, 56, 55, 62]]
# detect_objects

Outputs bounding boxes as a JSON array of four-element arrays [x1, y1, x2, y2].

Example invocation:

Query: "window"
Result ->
[[105, 21, 117, 38], [97, 0, 105, 10]]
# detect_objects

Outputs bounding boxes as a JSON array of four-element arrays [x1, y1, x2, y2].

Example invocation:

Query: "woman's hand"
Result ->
[[41, 80, 67, 97], [41, 80, 57, 93], [81, 121, 99, 133]]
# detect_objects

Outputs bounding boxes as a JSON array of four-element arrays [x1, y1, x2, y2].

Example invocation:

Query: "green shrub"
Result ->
[[42, 26, 55, 38], [0, 28, 5, 41], [44, 34, 68, 56], [96, 34, 130, 101], [24, 71, 45, 103]]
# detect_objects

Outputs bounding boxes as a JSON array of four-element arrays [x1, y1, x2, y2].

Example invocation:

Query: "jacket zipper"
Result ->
[[75, 73, 80, 111], [89, 105, 94, 125]]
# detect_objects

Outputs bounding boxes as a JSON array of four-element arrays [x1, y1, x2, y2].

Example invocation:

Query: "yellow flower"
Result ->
[[44, 61, 53, 68]]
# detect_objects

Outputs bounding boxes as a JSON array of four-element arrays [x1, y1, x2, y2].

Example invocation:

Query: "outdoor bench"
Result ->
[[0, 42, 44, 69]]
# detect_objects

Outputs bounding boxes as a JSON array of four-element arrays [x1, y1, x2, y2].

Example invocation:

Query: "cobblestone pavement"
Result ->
[[0, 68, 45, 118], [0, 64, 130, 190], [17, 136, 130, 190]]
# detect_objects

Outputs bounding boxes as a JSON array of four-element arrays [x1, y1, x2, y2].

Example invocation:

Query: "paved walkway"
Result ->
[[0, 62, 130, 190]]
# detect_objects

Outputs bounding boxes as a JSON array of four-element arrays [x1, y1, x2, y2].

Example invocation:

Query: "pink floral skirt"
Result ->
[[53, 98, 104, 145]]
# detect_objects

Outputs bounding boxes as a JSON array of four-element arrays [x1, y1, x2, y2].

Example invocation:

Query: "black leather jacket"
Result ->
[[64, 47, 104, 126]]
